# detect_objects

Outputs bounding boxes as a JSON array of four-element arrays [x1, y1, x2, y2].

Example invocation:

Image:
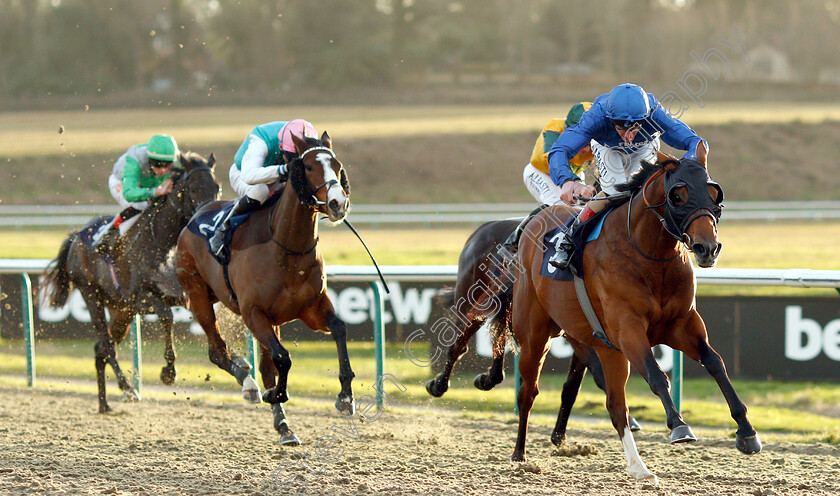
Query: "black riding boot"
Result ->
[[501, 205, 548, 253], [209, 197, 261, 255], [548, 214, 583, 270]]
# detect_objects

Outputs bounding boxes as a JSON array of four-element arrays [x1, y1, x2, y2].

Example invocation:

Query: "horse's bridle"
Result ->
[[298, 146, 348, 210], [628, 160, 723, 262]]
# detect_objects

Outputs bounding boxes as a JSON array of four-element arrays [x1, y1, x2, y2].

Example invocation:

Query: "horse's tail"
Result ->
[[487, 283, 516, 356], [435, 286, 455, 309], [42, 233, 76, 308]]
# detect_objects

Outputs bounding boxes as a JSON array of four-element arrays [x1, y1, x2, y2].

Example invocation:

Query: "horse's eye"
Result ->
[[668, 186, 686, 206], [305, 164, 313, 172]]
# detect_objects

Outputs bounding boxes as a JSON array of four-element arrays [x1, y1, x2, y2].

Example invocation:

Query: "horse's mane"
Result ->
[[614, 160, 661, 194]]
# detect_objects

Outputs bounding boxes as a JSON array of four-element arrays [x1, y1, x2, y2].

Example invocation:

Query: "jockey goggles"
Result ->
[[610, 118, 643, 130], [150, 158, 173, 169]]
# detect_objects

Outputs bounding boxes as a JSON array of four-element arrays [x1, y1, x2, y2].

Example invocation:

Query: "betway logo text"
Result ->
[[785, 306, 840, 361], [38, 282, 437, 329]]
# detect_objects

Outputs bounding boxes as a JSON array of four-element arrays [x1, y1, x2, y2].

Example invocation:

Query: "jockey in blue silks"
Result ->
[[547, 83, 709, 269]]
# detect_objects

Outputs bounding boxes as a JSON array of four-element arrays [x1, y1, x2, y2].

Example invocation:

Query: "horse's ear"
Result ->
[[179, 153, 190, 169], [662, 160, 679, 172], [207, 152, 216, 170], [320, 131, 332, 149], [291, 133, 309, 153]]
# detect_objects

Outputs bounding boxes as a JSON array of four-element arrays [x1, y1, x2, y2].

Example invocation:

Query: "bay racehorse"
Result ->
[[489, 158, 760, 482], [43, 153, 220, 413], [425, 218, 642, 445], [175, 132, 353, 446]]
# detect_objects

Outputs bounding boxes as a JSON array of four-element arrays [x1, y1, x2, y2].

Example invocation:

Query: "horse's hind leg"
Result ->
[[426, 319, 481, 397], [258, 346, 300, 446], [596, 348, 657, 482], [671, 312, 761, 454]]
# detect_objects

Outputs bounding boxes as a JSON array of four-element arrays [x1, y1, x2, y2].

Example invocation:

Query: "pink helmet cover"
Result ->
[[278, 119, 318, 153]]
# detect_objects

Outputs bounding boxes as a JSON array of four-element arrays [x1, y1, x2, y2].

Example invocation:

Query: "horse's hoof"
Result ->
[[280, 432, 301, 447], [628, 416, 643, 432], [242, 375, 262, 404], [425, 378, 446, 398], [550, 431, 566, 447], [510, 452, 526, 463], [122, 389, 141, 402], [634, 472, 659, 484], [160, 365, 177, 386], [736, 433, 762, 454], [99, 404, 112, 414], [473, 373, 498, 391], [669, 424, 697, 444], [335, 395, 355, 415]]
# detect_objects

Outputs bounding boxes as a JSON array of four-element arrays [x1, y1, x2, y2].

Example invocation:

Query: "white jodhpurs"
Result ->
[[591, 138, 660, 196], [229, 165, 270, 204], [523, 164, 566, 206]]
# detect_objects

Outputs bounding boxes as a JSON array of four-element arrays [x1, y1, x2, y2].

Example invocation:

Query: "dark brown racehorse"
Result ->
[[425, 218, 642, 446], [175, 132, 353, 446], [43, 153, 220, 413], [490, 158, 760, 482]]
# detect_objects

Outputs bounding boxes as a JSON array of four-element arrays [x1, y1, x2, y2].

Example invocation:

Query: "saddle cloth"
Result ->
[[186, 190, 282, 265], [539, 207, 611, 280], [78, 216, 118, 264]]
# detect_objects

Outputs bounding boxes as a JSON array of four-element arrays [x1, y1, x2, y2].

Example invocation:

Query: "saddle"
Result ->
[[187, 182, 285, 265], [540, 195, 632, 280]]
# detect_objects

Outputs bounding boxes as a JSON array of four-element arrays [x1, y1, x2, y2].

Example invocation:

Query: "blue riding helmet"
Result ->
[[605, 83, 651, 127]]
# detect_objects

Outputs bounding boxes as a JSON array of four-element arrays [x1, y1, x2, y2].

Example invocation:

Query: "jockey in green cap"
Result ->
[[92, 134, 179, 250]]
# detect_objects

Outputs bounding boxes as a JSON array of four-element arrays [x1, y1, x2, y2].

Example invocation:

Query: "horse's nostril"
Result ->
[[328, 199, 340, 212], [692, 243, 708, 256]]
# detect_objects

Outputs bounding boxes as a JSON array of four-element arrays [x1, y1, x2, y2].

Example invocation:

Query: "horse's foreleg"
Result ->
[[258, 346, 300, 445], [581, 344, 642, 432], [621, 334, 694, 444], [596, 348, 657, 483], [426, 319, 481, 397], [302, 301, 355, 415], [137, 291, 177, 385], [327, 314, 355, 415], [246, 310, 290, 405], [673, 313, 761, 454]]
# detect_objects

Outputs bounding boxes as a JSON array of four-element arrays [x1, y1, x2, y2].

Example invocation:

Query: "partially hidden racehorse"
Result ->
[[175, 132, 353, 446], [425, 218, 642, 446], [43, 153, 220, 413], [489, 158, 760, 482]]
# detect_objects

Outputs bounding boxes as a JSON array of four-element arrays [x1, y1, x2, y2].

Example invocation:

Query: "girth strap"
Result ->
[[573, 274, 619, 351]]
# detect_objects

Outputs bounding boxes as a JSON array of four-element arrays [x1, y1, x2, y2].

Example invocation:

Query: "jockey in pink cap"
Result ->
[[209, 119, 318, 255]]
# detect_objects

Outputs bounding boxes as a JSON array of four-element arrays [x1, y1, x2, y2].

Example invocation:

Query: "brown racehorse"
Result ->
[[175, 132, 353, 446], [424, 218, 643, 445], [491, 158, 760, 482], [43, 153, 220, 413]]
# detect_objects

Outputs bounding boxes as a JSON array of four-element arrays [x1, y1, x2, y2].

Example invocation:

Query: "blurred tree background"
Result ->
[[2, 0, 840, 108]]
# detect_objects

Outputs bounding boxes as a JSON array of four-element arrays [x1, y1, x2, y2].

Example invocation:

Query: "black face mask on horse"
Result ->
[[654, 158, 724, 243]]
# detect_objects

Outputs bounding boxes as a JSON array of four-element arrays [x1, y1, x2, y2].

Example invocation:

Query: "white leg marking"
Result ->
[[620, 426, 658, 483]]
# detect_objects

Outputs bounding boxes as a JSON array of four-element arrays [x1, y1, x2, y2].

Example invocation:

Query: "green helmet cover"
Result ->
[[147, 135, 178, 162]]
